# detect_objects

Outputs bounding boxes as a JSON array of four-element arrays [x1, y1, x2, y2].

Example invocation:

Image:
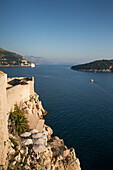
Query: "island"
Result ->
[[71, 59, 113, 72], [0, 48, 31, 67]]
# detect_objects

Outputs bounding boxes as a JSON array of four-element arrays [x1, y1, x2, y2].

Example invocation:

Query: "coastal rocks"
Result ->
[[74, 68, 112, 72], [7, 92, 81, 170], [9, 125, 81, 170], [19, 93, 47, 132], [8, 129, 81, 170], [34, 136, 81, 170], [44, 124, 53, 140], [63, 149, 70, 157], [20, 93, 47, 119]]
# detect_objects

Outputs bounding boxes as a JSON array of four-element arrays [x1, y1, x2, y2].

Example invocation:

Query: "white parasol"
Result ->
[[20, 132, 31, 138], [30, 129, 39, 134], [32, 133, 43, 139], [22, 139, 33, 146], [33, 145, 47, 154], [33, 138, 45, 145]]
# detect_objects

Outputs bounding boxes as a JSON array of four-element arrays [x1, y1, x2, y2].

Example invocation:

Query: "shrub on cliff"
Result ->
[[9, 104, 29, 135]]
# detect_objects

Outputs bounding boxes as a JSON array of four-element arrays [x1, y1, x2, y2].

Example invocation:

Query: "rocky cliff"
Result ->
[[7, 93, 81, 170], [0, 72, 81, 169]]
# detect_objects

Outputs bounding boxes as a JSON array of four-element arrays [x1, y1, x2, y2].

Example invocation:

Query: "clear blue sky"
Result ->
[[0, 0, 113, 63]]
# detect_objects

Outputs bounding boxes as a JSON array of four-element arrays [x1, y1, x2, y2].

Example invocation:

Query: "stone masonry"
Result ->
[[0, 71, 8, 169], [0, 72, 34, 169]]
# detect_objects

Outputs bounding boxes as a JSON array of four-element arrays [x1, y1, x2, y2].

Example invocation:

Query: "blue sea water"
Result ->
[[1, 65, 113, 170]]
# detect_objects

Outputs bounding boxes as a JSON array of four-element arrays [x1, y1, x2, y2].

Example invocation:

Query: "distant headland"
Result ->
[[71, 59, 113, 72], [0, 48, 31, 67]]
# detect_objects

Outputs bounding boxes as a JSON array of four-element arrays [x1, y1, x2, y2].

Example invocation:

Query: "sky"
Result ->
[[0, 0, 113, 64]]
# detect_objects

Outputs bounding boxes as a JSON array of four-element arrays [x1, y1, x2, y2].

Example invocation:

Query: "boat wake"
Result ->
[[94, 83, 113, 98]]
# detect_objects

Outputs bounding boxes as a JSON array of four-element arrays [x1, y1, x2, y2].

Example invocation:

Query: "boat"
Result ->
[[90, 79, 94, 82], [31, 63, 35, 68]]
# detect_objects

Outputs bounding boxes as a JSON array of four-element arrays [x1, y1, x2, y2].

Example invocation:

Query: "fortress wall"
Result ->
[[7, 84, 30, 112], [0, 74, 34, 168], [29, 77, 34, 95], [7, 77, 34, 112], [0, 73, 8, 168]]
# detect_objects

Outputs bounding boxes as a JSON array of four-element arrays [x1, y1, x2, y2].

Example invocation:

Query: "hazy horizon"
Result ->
[[1, 0, 113, 63]]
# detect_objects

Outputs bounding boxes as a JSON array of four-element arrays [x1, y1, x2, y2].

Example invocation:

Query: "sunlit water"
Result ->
[[1, 65, 113, 170]]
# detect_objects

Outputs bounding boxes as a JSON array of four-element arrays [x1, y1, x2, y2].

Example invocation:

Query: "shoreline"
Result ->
[[71, 68, 113, 72], [0, 73, 81, 169], [0, 65, 31, 67]]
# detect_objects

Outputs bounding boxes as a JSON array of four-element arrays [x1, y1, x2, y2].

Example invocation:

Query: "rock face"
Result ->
[[7, 92, 81, 170], [8, 134, 81, 170], [20, 93, 47, 132]]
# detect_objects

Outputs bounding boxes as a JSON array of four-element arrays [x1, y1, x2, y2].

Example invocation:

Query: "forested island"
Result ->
[[0, 48, 30, 67], [71, 59, 113, 72]]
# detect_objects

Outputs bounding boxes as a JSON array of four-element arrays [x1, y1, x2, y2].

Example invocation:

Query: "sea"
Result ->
[[0, 65, 113, 170]]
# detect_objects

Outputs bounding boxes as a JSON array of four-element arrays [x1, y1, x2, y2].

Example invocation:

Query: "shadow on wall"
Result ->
[[7, 78, 32, 89]]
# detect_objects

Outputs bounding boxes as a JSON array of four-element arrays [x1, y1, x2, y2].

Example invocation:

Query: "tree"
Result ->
[[15, 113, 29, 135], [9, 104, 29, 135]]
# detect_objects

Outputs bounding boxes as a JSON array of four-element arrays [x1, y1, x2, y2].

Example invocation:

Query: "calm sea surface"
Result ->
[[1, 65, 113, 170]]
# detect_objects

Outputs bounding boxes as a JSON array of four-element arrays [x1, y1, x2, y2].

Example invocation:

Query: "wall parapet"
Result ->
[[7, 77, 34, 112]]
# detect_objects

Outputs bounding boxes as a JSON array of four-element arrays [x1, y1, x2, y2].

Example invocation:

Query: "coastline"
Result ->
[[0, 65, 31, 67], [71, 59, 113, 73], [71, 68, 112, 72], [0, 73, 81, 169]]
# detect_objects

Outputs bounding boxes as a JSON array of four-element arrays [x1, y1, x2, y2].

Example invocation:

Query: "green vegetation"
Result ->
[[9, 137, 19, 158], [9, 137, 19, 150], [9, 104, 29, 135], [71, 59, 113, 72], [0, 48, 30, 66]]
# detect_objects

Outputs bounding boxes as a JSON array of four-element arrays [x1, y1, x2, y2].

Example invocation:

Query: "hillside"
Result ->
[[0, 48, 30, 67], [71, 59, 113, 72]]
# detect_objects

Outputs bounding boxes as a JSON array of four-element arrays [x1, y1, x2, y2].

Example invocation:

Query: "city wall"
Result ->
[[0, 72, 8, 169], [0, 72, 34, 169], [7, 77, 34, 112]]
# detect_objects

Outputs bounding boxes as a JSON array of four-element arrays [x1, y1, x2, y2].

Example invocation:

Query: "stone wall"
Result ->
[[0, 73, 34, 169], [7, 77, 34, 112], [0, 73, 81, 170], [0, 72, 8, 169]]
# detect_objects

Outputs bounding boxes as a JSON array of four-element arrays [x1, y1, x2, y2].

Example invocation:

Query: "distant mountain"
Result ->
[[0, 48, 30, 67], [71, 59, 113, 72], [24, 56, 53, 65]]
